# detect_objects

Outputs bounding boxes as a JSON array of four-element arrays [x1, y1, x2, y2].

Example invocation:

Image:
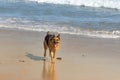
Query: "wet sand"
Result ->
[[0, 29, 120, 80]]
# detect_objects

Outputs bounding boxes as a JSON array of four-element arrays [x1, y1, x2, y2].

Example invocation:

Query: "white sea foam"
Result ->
[[0, 18, 120, 39], [0, 22, 120, 39], [27, 0, 120, 9]]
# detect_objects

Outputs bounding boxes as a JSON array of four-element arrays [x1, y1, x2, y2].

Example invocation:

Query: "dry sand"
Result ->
[[0, 29, 120, 80]]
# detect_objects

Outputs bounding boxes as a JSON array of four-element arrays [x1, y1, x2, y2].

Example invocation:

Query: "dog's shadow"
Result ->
[[26, 52, 46, 61]]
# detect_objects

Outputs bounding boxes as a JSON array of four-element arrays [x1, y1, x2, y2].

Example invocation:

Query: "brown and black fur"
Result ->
[[44, 31, 60, 63]]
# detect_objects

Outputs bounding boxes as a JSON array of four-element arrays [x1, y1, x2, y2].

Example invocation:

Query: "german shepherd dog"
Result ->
[[44, 31, 60, 63]]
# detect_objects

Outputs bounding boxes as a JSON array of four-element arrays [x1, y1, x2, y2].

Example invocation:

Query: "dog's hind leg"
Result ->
[[44, 41, 47, 58]]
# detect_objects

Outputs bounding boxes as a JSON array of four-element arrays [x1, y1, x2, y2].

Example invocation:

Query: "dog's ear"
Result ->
[[57, 34, 60, 40], [47, 31, 50, 35], [53, 34, 55, 37]]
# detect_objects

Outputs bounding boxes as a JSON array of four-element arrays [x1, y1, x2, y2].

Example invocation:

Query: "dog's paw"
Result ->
[[19, 60, 25, 62], [56, 57, 62, 60]]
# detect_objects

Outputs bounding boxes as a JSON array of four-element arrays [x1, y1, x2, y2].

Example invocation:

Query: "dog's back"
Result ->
[[44, 31, 54, 46], [45, 34, 52, 46]]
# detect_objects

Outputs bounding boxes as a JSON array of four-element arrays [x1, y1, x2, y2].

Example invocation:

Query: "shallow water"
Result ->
[[0, 0, 120, 38]]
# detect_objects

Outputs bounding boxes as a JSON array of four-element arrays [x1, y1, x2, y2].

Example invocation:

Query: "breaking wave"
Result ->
[[30, 0, 120, 9], [1, 0, 120, 9]]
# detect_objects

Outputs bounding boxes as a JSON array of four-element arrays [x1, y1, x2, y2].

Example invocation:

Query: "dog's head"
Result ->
[[49, 34, 60, 49]]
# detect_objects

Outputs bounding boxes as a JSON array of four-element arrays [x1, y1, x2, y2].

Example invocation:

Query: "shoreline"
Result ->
[[0, 29, 120, 80]]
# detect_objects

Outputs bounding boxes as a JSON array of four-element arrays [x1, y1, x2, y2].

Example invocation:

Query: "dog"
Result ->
[[44, 31, 60, 63]]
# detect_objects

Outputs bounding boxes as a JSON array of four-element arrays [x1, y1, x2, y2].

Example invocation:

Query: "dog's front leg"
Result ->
[[52, 51, 56, 63], [53, 50, 56, 59], [49, 49, 53, 62], [51, 53, 55, 63], [49, 50, 55, 63]]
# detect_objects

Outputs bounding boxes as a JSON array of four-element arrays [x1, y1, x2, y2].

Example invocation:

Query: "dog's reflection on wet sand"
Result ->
[[42, 61, 56, 80]]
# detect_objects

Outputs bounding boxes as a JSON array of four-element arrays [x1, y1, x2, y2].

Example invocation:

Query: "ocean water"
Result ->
[[0, 0, 120, 39]]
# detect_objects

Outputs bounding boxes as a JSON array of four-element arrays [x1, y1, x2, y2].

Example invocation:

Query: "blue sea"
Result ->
[[0, 0, 120, 39]]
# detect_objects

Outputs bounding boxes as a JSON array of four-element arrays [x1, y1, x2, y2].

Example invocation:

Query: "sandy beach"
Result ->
[[0, 29, 120, 80]]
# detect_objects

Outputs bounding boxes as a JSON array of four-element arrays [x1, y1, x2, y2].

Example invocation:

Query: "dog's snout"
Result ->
[[54, 41, 58, 44]]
